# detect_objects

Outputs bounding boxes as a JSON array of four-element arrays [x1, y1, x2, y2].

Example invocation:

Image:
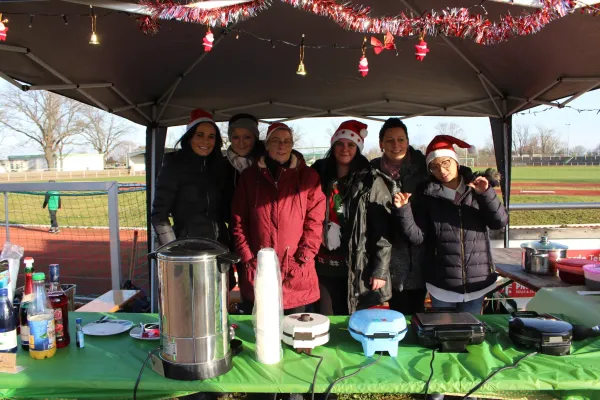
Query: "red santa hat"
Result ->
[[187, 109, 215, 131], [265, 122, 293, 142], [331, 120, 368, 151], [425, 135, 471, 166]]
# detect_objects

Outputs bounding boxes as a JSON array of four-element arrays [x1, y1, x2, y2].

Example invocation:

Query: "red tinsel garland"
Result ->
[[138, 0, 599, 45], [138, 0, 269, 27]]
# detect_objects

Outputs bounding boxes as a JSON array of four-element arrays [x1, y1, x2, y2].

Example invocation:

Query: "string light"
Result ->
[[89, 6, 99, 45], [62, 14, 68, 25], [28, 14, 33, 28], [296, 34, 307, 76], [518, 105, 600, 116]]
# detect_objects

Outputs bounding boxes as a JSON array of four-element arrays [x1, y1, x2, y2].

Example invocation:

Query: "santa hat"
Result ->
[[187, 109, 215, 132], [425, 135, 471, 166], [265, 122, 293, 142], [331, 120, 368, 151]]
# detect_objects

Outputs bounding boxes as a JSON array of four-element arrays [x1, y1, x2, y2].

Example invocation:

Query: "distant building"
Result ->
[[127, 148, 176, 172], [58, 153, 105, 171], [3, 153, 105, 172], [7, 155, 47, 171]]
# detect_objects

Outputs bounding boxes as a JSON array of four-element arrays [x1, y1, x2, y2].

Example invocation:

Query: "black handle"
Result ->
[[218, 252, 241, 272], [511, 311, 540, 319]]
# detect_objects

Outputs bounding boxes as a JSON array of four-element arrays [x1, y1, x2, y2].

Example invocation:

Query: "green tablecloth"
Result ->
[[527, 286, 600, 327], [1, 312, 600, 399]]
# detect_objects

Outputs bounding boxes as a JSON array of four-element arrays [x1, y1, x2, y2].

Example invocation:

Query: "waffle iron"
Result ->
[[412, 312, 486, 352], [508, 312, 572, 356]]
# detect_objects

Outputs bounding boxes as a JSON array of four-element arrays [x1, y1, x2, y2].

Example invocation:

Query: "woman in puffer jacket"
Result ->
[[151, 109, 228, 246], [393, 135, 508, 314]]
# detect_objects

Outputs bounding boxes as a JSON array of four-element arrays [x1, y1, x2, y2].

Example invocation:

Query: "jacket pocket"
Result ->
[[284, 255, 314, 292]]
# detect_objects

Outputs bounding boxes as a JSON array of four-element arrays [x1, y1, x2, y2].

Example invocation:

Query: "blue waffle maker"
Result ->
[[348, 309, 407, 357]]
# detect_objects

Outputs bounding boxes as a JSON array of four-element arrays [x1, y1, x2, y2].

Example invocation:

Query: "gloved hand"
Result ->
[[154, 222, 176, 246]]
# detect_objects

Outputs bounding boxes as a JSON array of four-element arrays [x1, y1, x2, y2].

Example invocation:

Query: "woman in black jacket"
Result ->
[[393, 135, 508, 314], [371, 118, 429, 315], [312, 120, 392, 315], [151, 109, 228, 246]]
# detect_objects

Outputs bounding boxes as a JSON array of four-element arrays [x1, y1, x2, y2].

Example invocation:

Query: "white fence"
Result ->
[[0, 169, 146, 182]]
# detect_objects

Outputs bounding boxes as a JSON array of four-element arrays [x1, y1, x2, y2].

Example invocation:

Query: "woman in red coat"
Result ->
[[231, 122, 326, 313]]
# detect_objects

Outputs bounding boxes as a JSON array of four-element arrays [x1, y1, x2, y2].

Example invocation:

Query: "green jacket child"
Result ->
[[42, 190, 62, 233]]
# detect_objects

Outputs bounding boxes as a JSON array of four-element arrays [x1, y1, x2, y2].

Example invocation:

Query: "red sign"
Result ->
[[502, 282, 536, 298], [566, 249, 600, 263]]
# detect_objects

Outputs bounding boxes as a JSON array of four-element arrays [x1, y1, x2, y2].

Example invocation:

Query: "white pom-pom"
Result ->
[[326, 222, 342, 250], [359, 128, 368, 139]]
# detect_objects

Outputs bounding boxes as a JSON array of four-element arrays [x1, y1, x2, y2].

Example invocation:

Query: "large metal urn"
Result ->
[[151, 238, 240, 381]]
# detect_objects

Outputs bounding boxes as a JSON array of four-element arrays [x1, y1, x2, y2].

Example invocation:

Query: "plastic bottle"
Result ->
[[0, 281, 18, 354], [27, 273, 56, 359], [75, 318, 84, 348], [47, 264, 70, 348], [19, 257, 35, 350]]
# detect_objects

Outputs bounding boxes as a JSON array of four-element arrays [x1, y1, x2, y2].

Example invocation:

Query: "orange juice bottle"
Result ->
[[27, 273, 56, 359]]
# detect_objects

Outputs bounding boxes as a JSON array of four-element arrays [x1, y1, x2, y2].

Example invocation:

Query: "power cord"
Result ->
[[323, 352, 383, 400], [460, 351, 538, 399], [423, 348, 437, 399], [303, 353, 324, 400], [133, 346, 162, 400]]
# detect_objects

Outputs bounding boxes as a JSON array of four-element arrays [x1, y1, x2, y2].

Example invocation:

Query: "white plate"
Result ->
[[130, 326, 160, 341], [82, 320, 134, 336]]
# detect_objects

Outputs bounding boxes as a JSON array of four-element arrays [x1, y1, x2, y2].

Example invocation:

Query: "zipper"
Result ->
[[459, 207, 466, 294]]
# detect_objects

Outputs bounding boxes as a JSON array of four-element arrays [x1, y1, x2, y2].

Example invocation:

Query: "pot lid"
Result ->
[[156, 238, 228, 261], [557, 258, 591, 267], [520, 236, 569, 251]]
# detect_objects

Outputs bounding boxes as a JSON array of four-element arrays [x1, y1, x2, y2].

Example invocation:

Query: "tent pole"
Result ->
[[558, 81, 600, 107], [507, 78, 562, 116], [507, 96, 560, 108], [111, 87, 152, 122], [25, 52, 109, 111]]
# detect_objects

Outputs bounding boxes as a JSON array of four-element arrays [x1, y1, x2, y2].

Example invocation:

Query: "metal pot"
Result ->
[[149, 238, 240, 381], [520, 236, 568, 276]]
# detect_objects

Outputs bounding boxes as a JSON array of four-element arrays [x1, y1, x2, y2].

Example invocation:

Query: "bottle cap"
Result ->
[[76, 318, 82, 324], [32, 272, 46, 281], [24, 257, 34, 264]]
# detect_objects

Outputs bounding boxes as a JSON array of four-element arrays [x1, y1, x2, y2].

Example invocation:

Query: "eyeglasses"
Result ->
[[268, 139, 294, 147], [429, 159, 453, 173]]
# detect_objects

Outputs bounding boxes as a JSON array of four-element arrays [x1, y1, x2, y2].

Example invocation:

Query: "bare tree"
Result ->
[[513, 125, 530, 156], [434, 122, 466, 139], [571, 145, 587, 156], [0, 88, 87, 169], [109, 140, 138, 163], [364, 147, 382, 160], [80, 108, 134, 161], [535, 125, 561, 155]]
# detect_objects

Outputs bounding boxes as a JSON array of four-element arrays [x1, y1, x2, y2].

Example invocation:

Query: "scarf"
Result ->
[[226, 146, 253, 173], [264, 153, 291, 181], [381, 152, 410, 180]]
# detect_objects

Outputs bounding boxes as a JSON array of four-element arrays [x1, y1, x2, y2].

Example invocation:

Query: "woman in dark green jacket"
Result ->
[[312, 120, 392, 315]]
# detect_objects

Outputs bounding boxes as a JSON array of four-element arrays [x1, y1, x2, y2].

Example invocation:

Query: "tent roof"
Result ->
[[1, 0, 599, 126]]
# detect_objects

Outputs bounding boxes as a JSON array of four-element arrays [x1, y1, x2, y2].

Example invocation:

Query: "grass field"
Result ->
[[510, 166, 600, 183], [2, 166, 599, 227]]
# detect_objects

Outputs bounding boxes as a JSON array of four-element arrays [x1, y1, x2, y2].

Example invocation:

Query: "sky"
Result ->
[[1, 80, 599, 156]]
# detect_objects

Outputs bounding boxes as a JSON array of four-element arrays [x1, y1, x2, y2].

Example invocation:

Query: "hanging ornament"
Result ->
[[358, 37, 368, 77], [137, 16, 160, 35], [370, 31, 395, 55], [89, 6, 99, 45], [296, 34, 307, 76], [0, 14, 8, 42], [203, 28, 214, 52], [415, 37, 429, 62]]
